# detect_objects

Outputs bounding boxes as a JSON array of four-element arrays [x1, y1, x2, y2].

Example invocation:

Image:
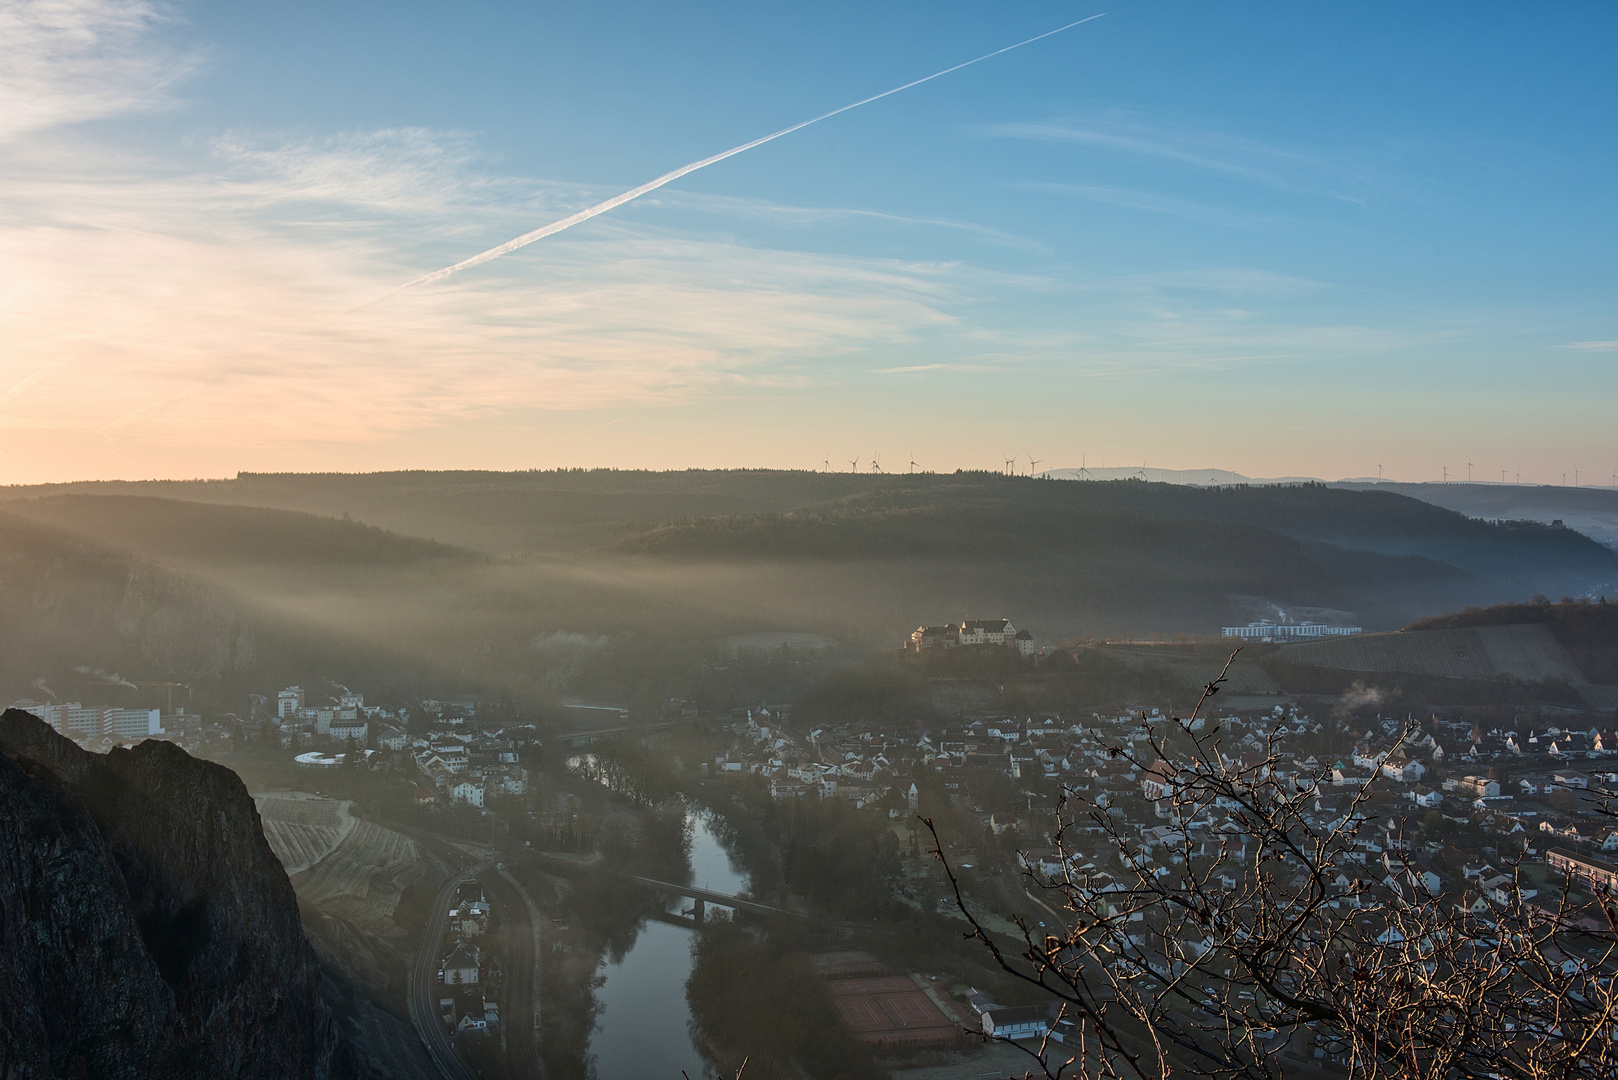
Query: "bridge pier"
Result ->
[[692, 898, 705, 923]]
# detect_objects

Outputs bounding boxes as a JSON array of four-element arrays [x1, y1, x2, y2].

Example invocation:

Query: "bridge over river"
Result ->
[[626, 874, 815, 924]]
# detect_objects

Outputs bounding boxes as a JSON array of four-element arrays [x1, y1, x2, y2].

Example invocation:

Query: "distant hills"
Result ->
[[1, 471, 1614, 708], [1037, 470, 1618, 551]]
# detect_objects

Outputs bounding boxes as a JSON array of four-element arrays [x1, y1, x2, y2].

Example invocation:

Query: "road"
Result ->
[[410, 851, 483, 1080], [407, 838, 544, 1080], [483, 866, 544, 1080]]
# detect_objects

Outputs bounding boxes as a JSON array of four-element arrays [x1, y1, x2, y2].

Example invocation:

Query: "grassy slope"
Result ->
[[1406, 600, 1618, 684]]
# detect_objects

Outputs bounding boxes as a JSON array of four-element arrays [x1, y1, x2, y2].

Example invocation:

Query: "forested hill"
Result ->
[[3, 472, 1616, 707], [4, 471, 1613, 574], [0, 508, 470, 706], [609, 478, 1615, 580], [1, 494, 465, 566]]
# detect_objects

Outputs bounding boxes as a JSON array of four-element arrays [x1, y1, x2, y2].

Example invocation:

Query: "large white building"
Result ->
[[10, 701, 163, 740], [1221, 621, 1361, 642]]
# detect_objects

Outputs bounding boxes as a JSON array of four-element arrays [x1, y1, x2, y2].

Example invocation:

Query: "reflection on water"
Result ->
[[590, 810, 748, 1080]]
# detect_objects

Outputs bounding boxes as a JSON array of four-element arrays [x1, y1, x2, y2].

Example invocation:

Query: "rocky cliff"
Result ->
[[0, 709, 347, 1079]]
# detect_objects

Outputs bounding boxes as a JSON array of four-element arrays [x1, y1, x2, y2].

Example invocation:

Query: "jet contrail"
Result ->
[[382, 13, 1105, 298]]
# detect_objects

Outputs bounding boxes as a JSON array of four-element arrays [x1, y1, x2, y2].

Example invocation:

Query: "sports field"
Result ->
[[826, 974, 964, 1049]]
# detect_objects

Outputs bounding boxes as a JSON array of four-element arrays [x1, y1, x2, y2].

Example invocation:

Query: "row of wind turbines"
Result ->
[[815, 456, 1618, 486], [1433, 462, 1615, 486], [821, 452, 1047, 476]]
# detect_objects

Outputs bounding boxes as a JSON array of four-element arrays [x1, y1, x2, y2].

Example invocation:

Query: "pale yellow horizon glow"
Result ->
[[3, 1, 1611, 490]]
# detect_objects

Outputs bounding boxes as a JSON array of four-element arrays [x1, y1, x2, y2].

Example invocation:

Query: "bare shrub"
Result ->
[[926, 654, 1618, 1079]]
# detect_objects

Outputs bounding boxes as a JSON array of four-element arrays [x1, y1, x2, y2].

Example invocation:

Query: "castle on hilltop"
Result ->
[[907, 618, 1035, 656]]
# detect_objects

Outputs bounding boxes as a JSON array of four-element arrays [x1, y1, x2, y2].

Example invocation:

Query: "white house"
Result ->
[[441, 942, 480, 985], [452, 781, 485, 808], [982, 1004, 1054, 1041], [1381, 755, 1426, 783]]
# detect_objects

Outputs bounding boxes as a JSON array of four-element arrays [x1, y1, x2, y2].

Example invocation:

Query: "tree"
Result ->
[[927, 654, 1618, 1080]]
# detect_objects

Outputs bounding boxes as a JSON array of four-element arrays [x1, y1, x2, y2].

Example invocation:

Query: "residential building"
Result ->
[[442, 942, 480, 985], [981, 1004, 1054, 1040], [330, 720, 368, 744], [1547, 848, 1618, 895], [1381, 754, 1426, 783]]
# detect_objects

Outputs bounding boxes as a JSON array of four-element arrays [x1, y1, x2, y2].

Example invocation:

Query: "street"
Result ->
[[406, 837, 544, 1080]]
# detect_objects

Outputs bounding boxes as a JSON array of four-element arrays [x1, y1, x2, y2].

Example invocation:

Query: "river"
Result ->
[[589, 810, 747, 1080]]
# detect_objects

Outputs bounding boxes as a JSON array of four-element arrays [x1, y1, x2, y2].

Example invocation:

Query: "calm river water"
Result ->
[[589, 811, 747, 1080]]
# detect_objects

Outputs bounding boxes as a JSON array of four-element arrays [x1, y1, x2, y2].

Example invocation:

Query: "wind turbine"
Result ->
[[1077, 454, 1092, 480], [908, 453, 919, 474], [1377, 460, 1384, 481], [822, 456, 831, 473], [1501, 468, 1506, 484], [1442, 465, 1449, 483], [1466, 461, 1474, 483], [1028, 454, 1041, 477], [1004, 454, 1016, 476], [1574, 466, 1579, 487], [849, 457, 860, 474], [870, 455, 883, 473]]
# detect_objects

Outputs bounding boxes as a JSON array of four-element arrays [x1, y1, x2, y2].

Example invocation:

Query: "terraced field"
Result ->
[[255, 792, 351, 873], [294, 819, 423, 941], [254, 792, 422, 940]]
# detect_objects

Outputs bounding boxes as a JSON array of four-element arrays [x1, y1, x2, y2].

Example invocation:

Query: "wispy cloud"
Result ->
[[989, 110, 1387, 201], [1, 124, 970, 443], [0, 0, 197, 143], [640, 189, 1049, 251], [1556, 340, 1618, 353], [1018, 182, 1275, 227], [870, 362, 1000, 375]]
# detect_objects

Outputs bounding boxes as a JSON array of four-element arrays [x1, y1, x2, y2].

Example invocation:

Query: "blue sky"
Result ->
[[1, 0, 1615, 483]]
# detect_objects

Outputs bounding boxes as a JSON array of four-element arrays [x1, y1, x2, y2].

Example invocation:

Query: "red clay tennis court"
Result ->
[[833, 994, 893, 1032], [826, 975, 964, 1048], [876, 991, 939, 1027]]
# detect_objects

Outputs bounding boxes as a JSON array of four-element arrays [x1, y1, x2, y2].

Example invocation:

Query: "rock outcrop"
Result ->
[[0, 709, 347, 1079]]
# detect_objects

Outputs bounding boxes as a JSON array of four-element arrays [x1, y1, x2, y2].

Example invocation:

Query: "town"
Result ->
[[12, 600, 1618, 1078]]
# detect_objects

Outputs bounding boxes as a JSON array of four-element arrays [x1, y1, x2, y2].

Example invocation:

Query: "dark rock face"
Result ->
[[0, 709, 346, 1079]]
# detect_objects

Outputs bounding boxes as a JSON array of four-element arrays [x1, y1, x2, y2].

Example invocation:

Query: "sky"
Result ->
[[1, 0, 1615, 485]]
